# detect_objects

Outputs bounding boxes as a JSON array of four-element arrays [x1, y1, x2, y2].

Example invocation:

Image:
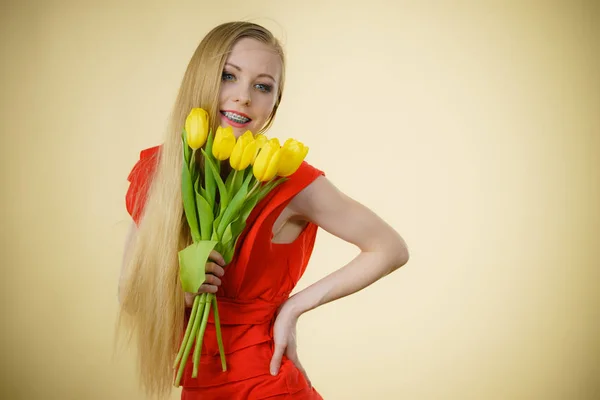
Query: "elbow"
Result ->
[[386, 235, 409, 274], [389, 248, 409, 274], [397, 246, 410, 268]]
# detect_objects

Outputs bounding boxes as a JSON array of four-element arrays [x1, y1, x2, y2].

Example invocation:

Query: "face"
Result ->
[[219, 37, 282, 138]]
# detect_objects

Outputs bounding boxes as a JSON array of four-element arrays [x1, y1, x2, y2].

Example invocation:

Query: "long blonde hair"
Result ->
[[116, 21, 286, 399]]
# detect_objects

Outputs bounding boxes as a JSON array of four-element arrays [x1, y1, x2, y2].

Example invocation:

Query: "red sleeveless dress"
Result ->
[[126, 145, 325, 400]]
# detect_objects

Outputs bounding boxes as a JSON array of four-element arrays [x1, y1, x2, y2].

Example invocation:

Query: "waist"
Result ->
[[181, 296, 283, 387], [206, 296, 280, 325], [183, 296, 281, 356]]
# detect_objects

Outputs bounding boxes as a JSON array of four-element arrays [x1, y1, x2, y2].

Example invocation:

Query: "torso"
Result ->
[[271, 206, 308, 244]]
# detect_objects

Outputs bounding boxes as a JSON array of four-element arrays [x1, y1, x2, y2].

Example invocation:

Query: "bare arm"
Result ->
[[284, 175, 410, 317], [269, 175, 410, 377]]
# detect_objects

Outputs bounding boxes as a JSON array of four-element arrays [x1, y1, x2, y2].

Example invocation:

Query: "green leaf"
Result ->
[[195, 174, 208, 204], [205, 162, 215, 211], [200, 186, 208, 203], [255, 178, 287, 203], [222, 245, 235, 266], [201, 149, 229, 212], [216, 170, 253, 238], [225, 169, 235, 192], [182, 145, 201, 243], [221, 223, 233, 245], [233, 168, 245, 194], [205, 129, 214, 158], [211, 213, 223, 242], [195, 192, 214, 241], [178, 240, 218, 293], [182, 130, 191, 165]]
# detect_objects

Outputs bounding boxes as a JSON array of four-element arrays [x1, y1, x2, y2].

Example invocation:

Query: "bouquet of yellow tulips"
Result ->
[[172, 108, 309, 387]]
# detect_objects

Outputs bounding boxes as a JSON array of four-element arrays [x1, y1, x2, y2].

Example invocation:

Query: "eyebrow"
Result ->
[[225, 62, 276, 83]]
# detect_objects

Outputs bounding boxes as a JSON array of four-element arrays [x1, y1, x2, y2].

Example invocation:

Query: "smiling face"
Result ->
[[218, 37, 283, 138]]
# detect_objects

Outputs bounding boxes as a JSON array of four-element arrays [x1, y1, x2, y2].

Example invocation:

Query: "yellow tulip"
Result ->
[[253, 138, 282, 182], [277, 138, 309, 177], [254, 134, 268, 149], [229, 130, 257, 171], [185, 108, 209, 150], [212, 126, 236, 160], [251, 134, 268, 165]]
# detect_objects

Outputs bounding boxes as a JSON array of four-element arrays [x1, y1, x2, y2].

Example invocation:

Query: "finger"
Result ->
[[205, 262, 225, 278], [270, 343, 286, 376], [209, 250, 226, 266], [197, 284, 218, 294], [203, 274, 222, 287], [184, 292, 196, 307]]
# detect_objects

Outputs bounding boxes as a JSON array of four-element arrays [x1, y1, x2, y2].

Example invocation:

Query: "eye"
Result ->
[[222, 72, 235, 81], [255, 83, 273, 93]]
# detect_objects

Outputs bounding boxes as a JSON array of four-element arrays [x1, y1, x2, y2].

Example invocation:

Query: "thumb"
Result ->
[[270, 343, 286, 376]]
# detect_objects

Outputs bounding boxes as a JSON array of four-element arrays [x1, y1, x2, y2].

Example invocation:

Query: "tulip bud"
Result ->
[[253, 138, 282, 182], [212, 126, 236, 160], [277, 138, 309, 177], [251, 134, 268, 165], [185, 108, 209, 150], [230, 130, 257, 171]]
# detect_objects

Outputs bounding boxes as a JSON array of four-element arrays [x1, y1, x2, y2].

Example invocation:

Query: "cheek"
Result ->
[[254, 97, 276, 122], [218, 87, 228, 105]]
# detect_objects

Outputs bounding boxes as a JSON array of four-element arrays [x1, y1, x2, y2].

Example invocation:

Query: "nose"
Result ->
[[233, 85, 251, 106]]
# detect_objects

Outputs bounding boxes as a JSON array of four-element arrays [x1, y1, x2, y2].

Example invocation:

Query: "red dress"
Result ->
[[126, 145, 325, 400]]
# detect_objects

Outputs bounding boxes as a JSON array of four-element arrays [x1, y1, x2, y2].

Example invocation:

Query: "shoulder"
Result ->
[[125, 145, 162, 224], [127, 145, 161, 183], [285, 160, 340, 219], [287, 161, 325, 188]]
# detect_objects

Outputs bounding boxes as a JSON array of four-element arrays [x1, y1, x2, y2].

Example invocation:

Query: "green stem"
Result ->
[[174, 293, 204, 387], [246, 179, 261, 199], [192, 293, 213, 378], [189, 148, 197, 172], [231, 169, 238, 192], [212, 296, 227, 371], [173, 295, 199, 368]]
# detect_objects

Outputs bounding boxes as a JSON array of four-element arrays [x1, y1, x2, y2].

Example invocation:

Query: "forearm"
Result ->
[[285, 244, 408, 318], [284, 175, 410, 317]]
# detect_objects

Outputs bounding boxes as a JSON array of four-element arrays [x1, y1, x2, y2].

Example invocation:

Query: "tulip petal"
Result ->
[[185, 108, 209, 149], [230, 137, 245, 170], [263, 149, 282, 181], [277, 139, 309, 177], [241, 141, 257, 170]]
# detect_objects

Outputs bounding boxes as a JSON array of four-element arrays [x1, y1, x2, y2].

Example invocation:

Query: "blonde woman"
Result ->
[[118, 21, 409, 400]]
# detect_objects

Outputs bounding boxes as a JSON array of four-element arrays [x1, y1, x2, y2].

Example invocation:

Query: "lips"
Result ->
[[221, 110, 252, 127]]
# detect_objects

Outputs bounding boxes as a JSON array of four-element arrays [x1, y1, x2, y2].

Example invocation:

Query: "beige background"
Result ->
[[1, 1, 598, 399]]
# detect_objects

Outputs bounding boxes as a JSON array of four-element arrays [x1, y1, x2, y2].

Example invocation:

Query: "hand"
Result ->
[[269, 302, 311, 387], [184, 250, 226, 307]]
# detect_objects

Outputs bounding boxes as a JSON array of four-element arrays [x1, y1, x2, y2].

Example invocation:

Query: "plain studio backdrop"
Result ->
[[1, 1, 598, 399]]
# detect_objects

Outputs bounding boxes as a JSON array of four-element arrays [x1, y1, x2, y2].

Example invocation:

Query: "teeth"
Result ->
[[224, 111, 250, 124]]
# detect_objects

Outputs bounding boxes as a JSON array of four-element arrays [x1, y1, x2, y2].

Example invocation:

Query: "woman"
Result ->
[[118, 21, 409, 400]]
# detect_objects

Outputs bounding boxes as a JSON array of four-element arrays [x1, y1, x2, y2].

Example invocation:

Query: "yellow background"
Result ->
[[1, 1, 598, 399]]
